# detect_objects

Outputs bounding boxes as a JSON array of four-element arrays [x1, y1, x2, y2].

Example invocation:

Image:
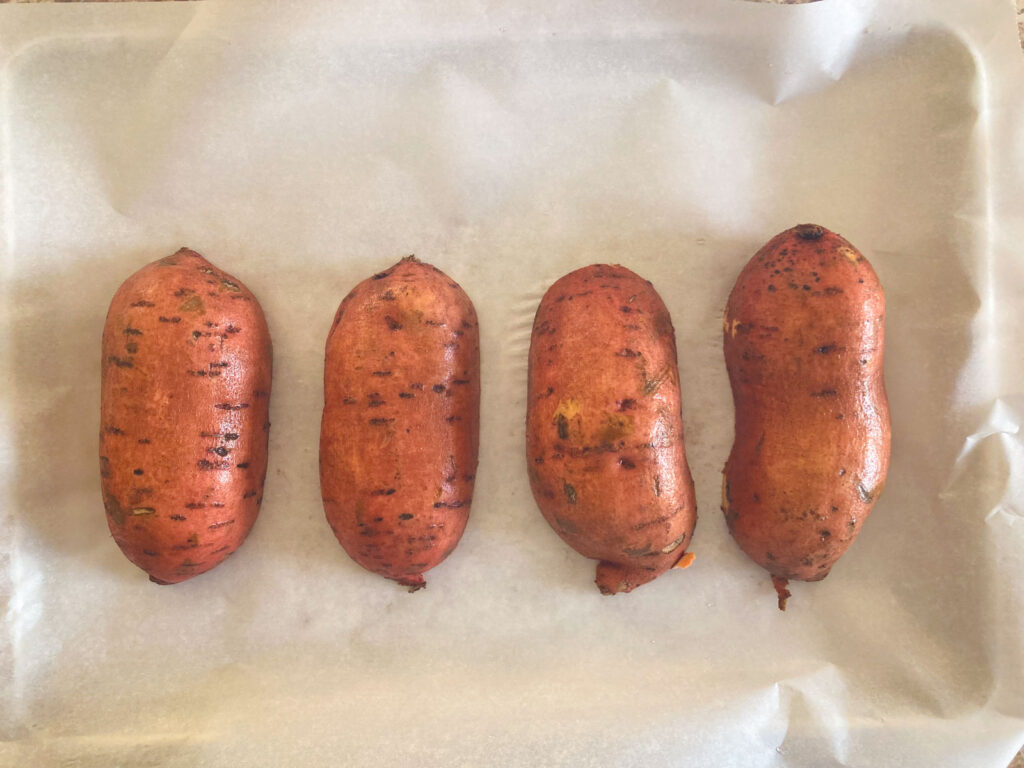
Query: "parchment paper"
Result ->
[[2, 1, 1023, 766]]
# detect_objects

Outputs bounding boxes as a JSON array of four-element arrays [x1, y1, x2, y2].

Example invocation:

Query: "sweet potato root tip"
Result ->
[[772, 576, 791, 611], [400, 574, 427, 592]]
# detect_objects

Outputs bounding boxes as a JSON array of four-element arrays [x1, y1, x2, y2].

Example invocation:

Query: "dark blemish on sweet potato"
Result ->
[[766, 551, 776, 560], [857, 483, 874, 502], [815, 344, 837, 354], [210, 446, 230, 457], [819, 530, 831, 540], [208, 519, 236, 529], [236, 462, 249, 469], [104, 426, 124, 435], [432, 384, 446, 393], [368, 397, 386, 407], [654, 476, 661, 497], [398, 513, 414, 520], [169, 514, 187, 521], [158, 316, 181, 324], [369, 417, 395, 426], [371, 488, 397, 496], [623, 544, 652, 557], [215, 403, 250, 410], [243, 490, 258, 499], [342, 397, 357, 405], [142, 550, 159, 556], [795, 224, 825, 241], [184, 502, 205, 509], [563, 481, 577, 505], [620, 306, 633, 313], [372, 371, 393, 377], [197, 459, 230, 470], [398, 392, 415, 399], [385, 315, 402, 331], [643, 373, 666, 395], [107, 356, 134, 368], [130, 300, 156, 307], [811, 389, 838, 397], [372, 271, 390, 280], [124, 326, 143, 336], [632, 508, 680, 530], [616, 398, 637, 411], [839, 468, 847, 476], [409, 382, 424, 390], [555, 516, 579, 535], [555, 413, 570, 440], [616, 349, 641, 358], [452, 379, 470, 386], [179, 295, 205, 314], [618, 457, 636, 469], [133, 468, 144, 476]]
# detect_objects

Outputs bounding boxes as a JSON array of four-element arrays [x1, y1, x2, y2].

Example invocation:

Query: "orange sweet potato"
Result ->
[[320, 256, 480, 590], [99, 248, 273, 584], [526, 264, 697, 595], [722, 224, 891, 609]]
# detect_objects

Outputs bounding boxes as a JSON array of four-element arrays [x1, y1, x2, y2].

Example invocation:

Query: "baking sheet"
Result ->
[[2, 1, 1023, 765]]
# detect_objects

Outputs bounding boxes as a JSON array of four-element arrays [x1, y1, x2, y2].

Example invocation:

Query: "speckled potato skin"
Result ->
[[100, 248, 273, 584], [722, 224, 890, 608], [320, 257, 480, 591], [526, 264, 697, 595]]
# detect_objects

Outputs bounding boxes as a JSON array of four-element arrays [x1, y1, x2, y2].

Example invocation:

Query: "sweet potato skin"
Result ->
[[99, 248, 272, 584], [526, 265, 697, 595], [722, 224, 890, 607], [320, 257, 480, 590]]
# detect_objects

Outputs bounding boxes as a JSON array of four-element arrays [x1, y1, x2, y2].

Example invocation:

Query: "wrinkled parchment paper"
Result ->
[[2, 1, 1023, 765]]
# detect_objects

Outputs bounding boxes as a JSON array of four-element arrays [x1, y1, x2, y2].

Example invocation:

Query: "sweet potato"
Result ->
[[99, 248, 272, 584], [320, 256, 480, 590], [526, 264, 697, 595], [722, 224, 891, 609]]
